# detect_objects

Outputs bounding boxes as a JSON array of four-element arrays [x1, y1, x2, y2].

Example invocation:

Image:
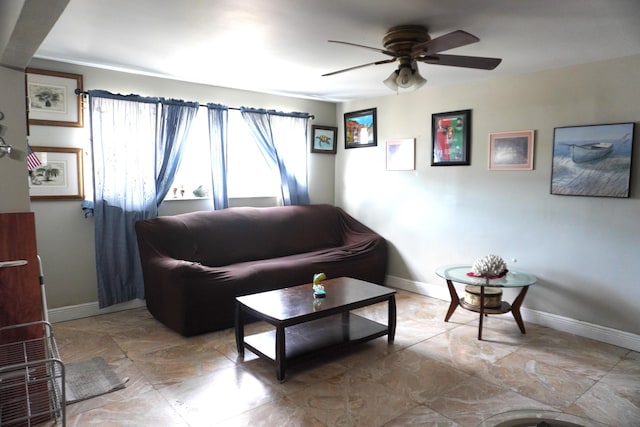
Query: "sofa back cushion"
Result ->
[[136, 204, 349, 266]]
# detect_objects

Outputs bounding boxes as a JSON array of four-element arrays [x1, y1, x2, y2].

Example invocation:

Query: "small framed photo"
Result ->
[[489, 130, 535, 170], [26, 68, 84, 127], [344, 108, 377, 148], [431, 109, 471, 166], [386, 138, 415, 171], [311, 125, 338, 154], [551, 122, 634, 198], [29, 146, 84, 200]]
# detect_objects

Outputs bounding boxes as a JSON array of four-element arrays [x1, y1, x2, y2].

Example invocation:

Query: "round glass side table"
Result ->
[[436, 264, 537, 340]]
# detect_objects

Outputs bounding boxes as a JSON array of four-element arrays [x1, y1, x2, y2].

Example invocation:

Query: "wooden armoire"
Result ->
[[0, 212, 43, 339]]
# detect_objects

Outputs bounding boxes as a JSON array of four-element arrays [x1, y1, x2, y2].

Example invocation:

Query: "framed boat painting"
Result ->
[[551, 122, 634, 198], [431, 109, 471, 166]]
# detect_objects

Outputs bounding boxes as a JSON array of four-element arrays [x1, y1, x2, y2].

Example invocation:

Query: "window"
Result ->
[[167, 108, 280, 200]]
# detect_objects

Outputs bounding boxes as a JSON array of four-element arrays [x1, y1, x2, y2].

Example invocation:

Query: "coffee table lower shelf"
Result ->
[[242, 313, 388, 380]]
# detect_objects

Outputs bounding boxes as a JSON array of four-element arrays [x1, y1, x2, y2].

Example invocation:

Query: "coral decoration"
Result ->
[[471, 254, 507, 277]]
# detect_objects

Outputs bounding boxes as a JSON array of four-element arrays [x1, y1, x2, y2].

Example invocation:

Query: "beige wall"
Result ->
[[0, 65, 31, 212], [336, 55, 640, 336]]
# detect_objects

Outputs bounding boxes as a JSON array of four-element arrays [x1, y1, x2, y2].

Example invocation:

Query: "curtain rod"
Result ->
[[75, 89, 314, 119]]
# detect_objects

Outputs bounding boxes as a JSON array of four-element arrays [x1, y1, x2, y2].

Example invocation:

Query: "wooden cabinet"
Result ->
[[0, 212, 42, 343]]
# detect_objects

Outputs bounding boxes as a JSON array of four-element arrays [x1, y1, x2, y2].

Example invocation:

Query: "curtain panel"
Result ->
[[207, 103, 229, 210], [87, 90, 198, 307], [240, 108, 310, 205]]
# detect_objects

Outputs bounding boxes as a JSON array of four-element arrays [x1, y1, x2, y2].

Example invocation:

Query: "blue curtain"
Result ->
[[87, 90, 198, 307], [207, 103, 229, 210], [240, 108, 310, 205], [156, 99, 199, 202]]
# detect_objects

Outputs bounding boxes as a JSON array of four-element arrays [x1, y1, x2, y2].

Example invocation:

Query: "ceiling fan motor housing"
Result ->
[[383, 25, 430, 54]]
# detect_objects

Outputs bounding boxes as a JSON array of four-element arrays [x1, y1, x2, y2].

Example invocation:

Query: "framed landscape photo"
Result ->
[[550, 122, 634, 198], [26, 68, 84, 127], [431, 109, 471, 166], [29, 146, 84, 200], [386, 138, 415, 171], [344, 108, 377, 148], [311, 125, 338, 154], [489, 130, 535, 170]]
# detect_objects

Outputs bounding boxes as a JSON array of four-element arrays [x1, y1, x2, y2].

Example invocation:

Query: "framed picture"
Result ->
[[489, 130, 535, 170], [311, 125, 338, 154], [29, 146, 84, 200], [551, 122, 634, 198], [344, 108, 377, 148], [25, 68, 84, 127], [431, 109, 471, 166], [386, 138, 415, 171]]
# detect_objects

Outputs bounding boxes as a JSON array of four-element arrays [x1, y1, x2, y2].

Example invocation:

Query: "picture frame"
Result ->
[[25, 68, 84, 128], [489, 130, 535, 170], [29, 146, 84, 200], [551, 122, 634, 198], [344, 108, 377, 148], [431, 109, 471, 166], [386, 138, 415, 171], [311, 125, 338, 154]]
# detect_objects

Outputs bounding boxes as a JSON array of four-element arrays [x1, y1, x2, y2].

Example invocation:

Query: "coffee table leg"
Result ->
[[276, 324, 285, 382], [478, 286, 485, 340], [235, 303, 244, 357], [388, 295, 396, 343], [444, 280, 460, 322], [511, 286, 529, 333]]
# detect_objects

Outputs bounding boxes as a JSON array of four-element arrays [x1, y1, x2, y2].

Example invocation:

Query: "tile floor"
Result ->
[[52, 290, 639, 426]]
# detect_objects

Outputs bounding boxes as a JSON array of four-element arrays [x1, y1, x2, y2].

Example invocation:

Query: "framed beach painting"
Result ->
[[311, 125, 338, 154], [344, 108, 377, 148], [550, 123, 634, 197], [489, 130, 535, 170], [26, 68, 84, 127], [431, 109, 471, 166]]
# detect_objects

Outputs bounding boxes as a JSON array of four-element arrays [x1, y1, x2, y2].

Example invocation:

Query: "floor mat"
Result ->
[[65, 357, 128, 404]]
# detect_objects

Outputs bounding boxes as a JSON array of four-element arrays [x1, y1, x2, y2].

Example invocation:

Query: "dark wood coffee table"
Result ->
[[235, 277, 396, 381]]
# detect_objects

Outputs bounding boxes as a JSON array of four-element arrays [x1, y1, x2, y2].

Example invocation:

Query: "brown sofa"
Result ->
[[135, 204, 388, 336]]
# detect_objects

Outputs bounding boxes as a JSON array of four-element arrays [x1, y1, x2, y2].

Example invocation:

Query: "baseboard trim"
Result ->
[[386, 275, 640, 352], [47, 299, 146, 324]]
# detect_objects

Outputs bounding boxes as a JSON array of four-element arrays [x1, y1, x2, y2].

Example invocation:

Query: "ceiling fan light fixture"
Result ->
[[396, 65, 414, 88], [383, 63, 427, 91], [412, 69, 427, 89], [383, 70, 399, 90]]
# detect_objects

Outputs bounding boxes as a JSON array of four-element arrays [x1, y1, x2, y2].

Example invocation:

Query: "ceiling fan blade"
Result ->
[[411, 30, 479, 56], [322, 58, 397, 77], [328, 40, 398, 57], [419, 53, 502, 70]]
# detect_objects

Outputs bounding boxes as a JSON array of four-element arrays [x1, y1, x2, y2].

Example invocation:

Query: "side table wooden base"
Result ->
[[444, 279, 530, 340]]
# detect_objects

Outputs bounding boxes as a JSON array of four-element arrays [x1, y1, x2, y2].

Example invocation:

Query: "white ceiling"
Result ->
[[31, 0, 640, 102]]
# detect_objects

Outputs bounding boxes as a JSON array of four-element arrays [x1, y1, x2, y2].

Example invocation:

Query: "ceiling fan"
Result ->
[[323, 25, 502, 91]]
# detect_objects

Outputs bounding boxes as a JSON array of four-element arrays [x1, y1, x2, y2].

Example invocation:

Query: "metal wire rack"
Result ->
[[0, 321, 65, 426]]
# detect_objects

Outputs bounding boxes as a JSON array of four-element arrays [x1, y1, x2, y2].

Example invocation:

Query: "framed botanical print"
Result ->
[[29, 146, 84, 200], [26, 68, 84, 127]]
